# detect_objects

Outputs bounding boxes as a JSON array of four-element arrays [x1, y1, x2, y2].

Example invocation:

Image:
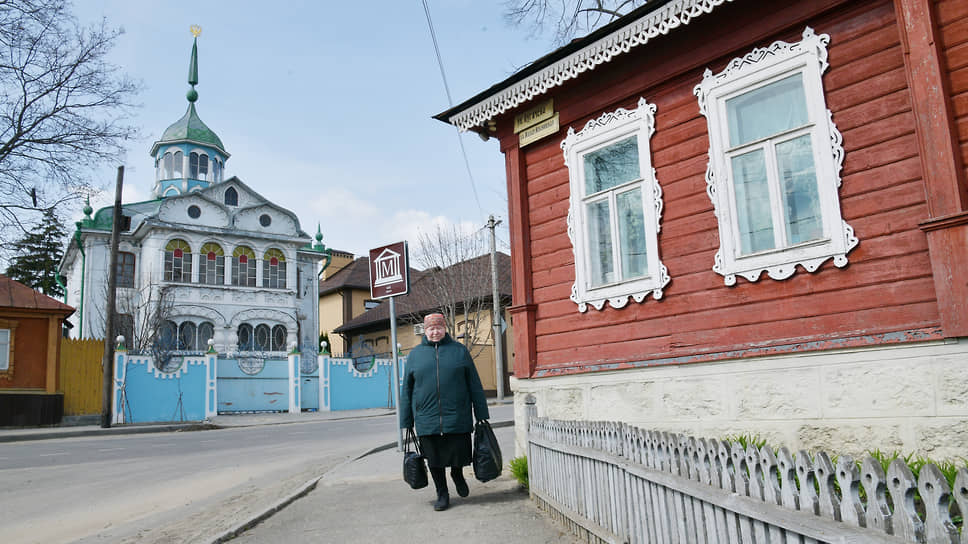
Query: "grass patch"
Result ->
[[509, 455, 529, 489]]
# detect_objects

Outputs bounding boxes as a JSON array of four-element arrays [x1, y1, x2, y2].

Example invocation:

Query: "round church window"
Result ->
[[259, 214, 271, 227], [188, 205, 201, 218]]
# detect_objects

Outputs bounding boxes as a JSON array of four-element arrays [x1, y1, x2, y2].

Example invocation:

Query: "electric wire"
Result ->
[[420, 0, 485, 220]]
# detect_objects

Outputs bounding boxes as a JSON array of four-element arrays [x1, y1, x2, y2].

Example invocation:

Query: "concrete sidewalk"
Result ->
[[1, 403, 576, 543], [225, 424, 578, 544]]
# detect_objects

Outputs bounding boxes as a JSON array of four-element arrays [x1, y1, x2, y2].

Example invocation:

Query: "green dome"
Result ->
[[154, 103, 226, 155]]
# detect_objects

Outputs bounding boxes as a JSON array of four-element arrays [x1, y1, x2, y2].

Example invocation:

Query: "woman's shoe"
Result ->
[[434, 492, 450, 511], [452, 473, 469, 498]]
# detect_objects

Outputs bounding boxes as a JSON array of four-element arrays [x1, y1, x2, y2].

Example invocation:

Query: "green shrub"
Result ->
[[509, 455, 529, 489]]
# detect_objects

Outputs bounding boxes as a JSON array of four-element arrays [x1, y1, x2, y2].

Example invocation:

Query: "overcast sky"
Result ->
[[73, 1, 556, 260]]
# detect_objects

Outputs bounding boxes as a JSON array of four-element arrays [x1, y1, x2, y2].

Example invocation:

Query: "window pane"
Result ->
[[777, 134, 823, 245], [173, 151, 183, 178], [617, 188, 648, 280], [0, 329, 9, 370], [198, 322, 214, 349], [178, 321, 197, 350], [255, 324, 270, 351], [272, 325, 286, 351], [583, 136, 639, 195], [189, 152, 199, 178], [238, 324, 253, 351], [731, 149, 775, 254], [727, 73, 808, 147], [586, 199, 613, 287]]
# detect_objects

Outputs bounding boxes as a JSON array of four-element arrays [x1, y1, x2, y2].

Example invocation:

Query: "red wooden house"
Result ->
[[437, 0, 968, 457], [0, 275, 75, 426]]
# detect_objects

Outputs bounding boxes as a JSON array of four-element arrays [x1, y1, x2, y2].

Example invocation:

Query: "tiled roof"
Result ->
[[0, 275, 75, 314], [319, 257, 423, 296], [334, 252, 511, 334], [318, 257, 372, 294]]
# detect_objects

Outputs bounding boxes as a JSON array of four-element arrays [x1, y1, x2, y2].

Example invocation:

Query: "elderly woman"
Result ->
[[400, 313, 490, 511]]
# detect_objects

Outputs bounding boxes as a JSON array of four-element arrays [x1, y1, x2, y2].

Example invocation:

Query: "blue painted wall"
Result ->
[[326, 357, 399, 411], [217, 358, 289, 413], [118, 356, 208, 422]]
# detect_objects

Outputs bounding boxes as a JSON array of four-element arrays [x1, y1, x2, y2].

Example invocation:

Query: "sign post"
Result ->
[[368, 241, 410, 451]]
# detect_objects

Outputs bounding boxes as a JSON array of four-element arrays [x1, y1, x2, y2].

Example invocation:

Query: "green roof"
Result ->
[[152, 103, 227, 155]]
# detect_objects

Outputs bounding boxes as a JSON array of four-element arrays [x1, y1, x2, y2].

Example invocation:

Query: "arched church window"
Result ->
[[159, 320, 178, 351], [178, 321, 197, 351], [263, 248, 286, 289], [173, 151, 183, 178], [198, 322, 214, 350], [198, 242, 225, 285], [164, 239, 192, 282], [271, 325, 287, 352], [224, 187, 238, 206], [232, 246, 256, 286], [237, 323, 253, 351], [254, 324, 271, 351], [199, 153, 209, 180], [189, 152, 199, 179], [163, 152, 173, 179], [213, 158, 222, 182]]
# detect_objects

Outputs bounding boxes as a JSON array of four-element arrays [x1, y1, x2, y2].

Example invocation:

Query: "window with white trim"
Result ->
[[694, 27, 858, 286], [561, 97, 669, 312], [0, 328, 11, 372]]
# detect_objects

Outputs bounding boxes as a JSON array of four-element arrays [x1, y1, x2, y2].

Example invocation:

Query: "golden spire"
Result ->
[[190, 25, 202, 38]]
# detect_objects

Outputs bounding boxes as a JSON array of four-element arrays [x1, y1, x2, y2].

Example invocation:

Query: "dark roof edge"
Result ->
[[433, 0, 691, 130]]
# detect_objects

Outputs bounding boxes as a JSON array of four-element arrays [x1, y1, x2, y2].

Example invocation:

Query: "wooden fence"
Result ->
[[525, 402, 966, 544], [59, 338, 103, 416]]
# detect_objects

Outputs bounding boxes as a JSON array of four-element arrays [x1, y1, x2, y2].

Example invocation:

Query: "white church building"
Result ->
[[59, 33, 328, 357]]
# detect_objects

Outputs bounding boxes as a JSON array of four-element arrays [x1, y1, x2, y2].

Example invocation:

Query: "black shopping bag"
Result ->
[[473, 420, 502, 482], [403, 428, 428, 489]]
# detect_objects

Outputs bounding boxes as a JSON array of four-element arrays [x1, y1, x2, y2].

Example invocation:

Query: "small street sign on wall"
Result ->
[[369, 241, 409, 299]]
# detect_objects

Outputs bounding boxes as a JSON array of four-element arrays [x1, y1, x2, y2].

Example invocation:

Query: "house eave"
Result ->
[[435, 0, 733, 132]]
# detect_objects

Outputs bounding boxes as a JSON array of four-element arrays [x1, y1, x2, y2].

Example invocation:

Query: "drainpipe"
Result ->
[[54, 273, 68, 304]]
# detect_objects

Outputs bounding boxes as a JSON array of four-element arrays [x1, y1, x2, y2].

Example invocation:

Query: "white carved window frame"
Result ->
[[694, 27, 858, 286], [562, 97, 670, 313]]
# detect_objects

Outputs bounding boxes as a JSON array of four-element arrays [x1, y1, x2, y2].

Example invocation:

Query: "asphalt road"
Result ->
[[0, 415, 400, 544]]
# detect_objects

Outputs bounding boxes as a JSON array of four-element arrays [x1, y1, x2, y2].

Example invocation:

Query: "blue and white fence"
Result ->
[[111, 346, 406, 423]]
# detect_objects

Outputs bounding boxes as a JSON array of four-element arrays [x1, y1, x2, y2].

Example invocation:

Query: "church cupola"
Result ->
[[150, 26, 230, 199]]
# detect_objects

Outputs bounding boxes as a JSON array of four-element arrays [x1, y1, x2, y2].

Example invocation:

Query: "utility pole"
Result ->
[[486, 215, 505, 401], [101, 166, 124, 428]]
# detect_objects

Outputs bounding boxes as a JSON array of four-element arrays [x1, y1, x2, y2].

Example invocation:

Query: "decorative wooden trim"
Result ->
[[508, 304, 537, 378], [447, 0, 736, 131], [894, 0, 968, 217], [561, 98, 670, 311], [0, 318, 18, 381], [505, 142, 537, 378], [695, 27, 857, 285], [919, 210, 968, 233]]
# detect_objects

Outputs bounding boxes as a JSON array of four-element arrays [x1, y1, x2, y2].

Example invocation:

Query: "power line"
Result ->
[[420, 0, 484, 219]]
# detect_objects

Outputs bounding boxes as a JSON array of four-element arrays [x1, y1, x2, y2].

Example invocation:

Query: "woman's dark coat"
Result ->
[[400, 333, 489, 436]]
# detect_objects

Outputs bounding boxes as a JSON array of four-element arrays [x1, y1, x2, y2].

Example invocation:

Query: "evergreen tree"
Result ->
[[5, 208, 68, 297]]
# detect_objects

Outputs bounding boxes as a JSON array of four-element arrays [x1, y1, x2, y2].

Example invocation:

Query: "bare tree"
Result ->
[[413, 224, 494, 359], [93, 279, 175, 356], [504, 0, 648, 45], [0, 0, 139, 246]]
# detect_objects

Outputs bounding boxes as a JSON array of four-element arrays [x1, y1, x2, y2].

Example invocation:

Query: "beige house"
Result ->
[[334, 253, 512, 396], [317, 252, 373, 357]]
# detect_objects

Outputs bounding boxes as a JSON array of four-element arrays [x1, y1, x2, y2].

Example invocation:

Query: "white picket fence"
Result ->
[[525, 402, 966, 544]]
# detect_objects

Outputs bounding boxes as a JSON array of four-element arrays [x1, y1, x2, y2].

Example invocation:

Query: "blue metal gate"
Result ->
[[217, 357, 289, 413]]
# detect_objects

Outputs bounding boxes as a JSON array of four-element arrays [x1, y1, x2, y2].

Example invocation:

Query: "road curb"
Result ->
[[0, 423, 215, 443]]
